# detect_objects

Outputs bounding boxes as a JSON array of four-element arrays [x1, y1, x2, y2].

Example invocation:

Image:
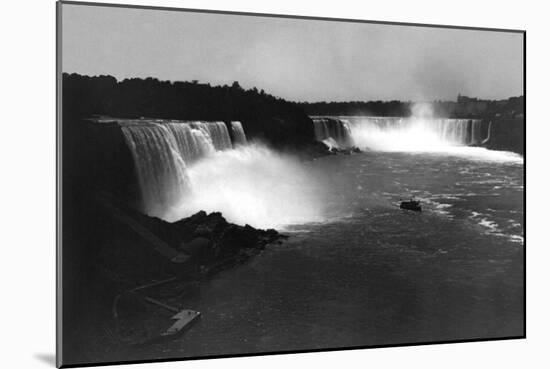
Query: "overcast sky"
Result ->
[[61, 3, 523, 102]]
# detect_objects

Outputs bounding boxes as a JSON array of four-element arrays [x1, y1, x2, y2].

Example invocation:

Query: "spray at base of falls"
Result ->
[[313, 116, 485, 150], [311, 115, 522, 162], [121, 120, 324, 229], [348, 116, 482, 152], [119, 116, 519, 230], [171, 144, 324, 229]]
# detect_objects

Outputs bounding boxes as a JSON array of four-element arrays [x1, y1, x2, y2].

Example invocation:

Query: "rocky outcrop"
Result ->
[[325, 146, 362, 155], [62, 199, 287, 363], [94, 206, 286, 289], [172, 211, 284, 267]]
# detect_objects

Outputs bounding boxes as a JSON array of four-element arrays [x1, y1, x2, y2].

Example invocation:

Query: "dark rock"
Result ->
[[266, 228, 278, 236], [330, 146, 362, 155], [200, 212, 227, 234], [219, 225, 258, 251], [188, 210, 207, 222], [179, 237, 211, 256], [92, 205, 287, 298], [193, 225, 212, 237]]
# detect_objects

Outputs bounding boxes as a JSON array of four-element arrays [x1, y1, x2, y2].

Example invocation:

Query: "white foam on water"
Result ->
[[322, 137, 340, 151], [341, 116, 523, 164], [122, 120, 329, 229], [507, 234, 524, 244], [468, 211, 523, 244], [167, 143, 326, 229], [478, 218, 499, 232]]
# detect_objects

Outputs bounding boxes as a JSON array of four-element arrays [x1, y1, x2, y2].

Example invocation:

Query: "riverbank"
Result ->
[[61, 197, 287, 365]]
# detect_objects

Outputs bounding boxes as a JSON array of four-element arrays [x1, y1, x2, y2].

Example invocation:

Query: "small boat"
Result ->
[[400, 199, 422, 212]]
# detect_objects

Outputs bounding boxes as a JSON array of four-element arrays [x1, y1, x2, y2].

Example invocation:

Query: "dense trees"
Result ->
[[298, 96, 524, 119], [298, 100, 412, 117], [62, 73, 316, 150]]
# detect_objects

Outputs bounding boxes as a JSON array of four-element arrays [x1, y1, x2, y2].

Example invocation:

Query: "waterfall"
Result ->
[[119, 118, 323, 228], [231, 121, 248, 145], [315, 116, 486, 152], [120, 120, 240, 217], [470, 119, 483, 145], [482, 121, 492, 144], [189, 121, 232, 151], [430, 118, 470, 144], [312, 117, 354, 149]]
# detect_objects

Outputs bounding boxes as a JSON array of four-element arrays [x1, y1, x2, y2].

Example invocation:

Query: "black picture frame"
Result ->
[[57, 1, 526, 367]]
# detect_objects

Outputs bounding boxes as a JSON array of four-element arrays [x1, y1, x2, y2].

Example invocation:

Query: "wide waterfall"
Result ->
[[120, 119, 323, 228], [121, 120, 234, 218], [231, 121, 248, 145], [313, 116, 485, 152]]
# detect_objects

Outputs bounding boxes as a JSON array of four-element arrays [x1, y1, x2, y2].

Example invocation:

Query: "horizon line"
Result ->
[[61, 71, 524, 104]]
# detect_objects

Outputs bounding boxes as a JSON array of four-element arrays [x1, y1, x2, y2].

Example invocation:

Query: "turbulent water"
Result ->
[[121, 119, 324, 228], [143, 144, 524, 360], [180, 144, 324, 227], [119, 116, 524, 360], [313, 116, 487, 151]]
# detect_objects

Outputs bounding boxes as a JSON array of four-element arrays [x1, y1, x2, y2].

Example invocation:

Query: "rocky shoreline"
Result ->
[[94, 202, 288, 299], [63, 201, 288, 363]]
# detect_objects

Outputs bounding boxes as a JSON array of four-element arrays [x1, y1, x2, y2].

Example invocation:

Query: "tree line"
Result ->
[[62, 73, 315, 149]]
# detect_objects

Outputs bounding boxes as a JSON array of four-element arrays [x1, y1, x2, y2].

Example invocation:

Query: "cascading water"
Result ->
[[482, 121, 492, 144], [189, 121, 232, 151], [231, 121, 248, 146], [120, 119, 323, 228], [165, 122, 215, 161], [470, 119, 483, 145], [432, 118, 471, 144], [180, 144, 324, 228], [121, 120, 233, 218], [121, 122, 191, 218], [313, 116, 484, 152], [312, 117, 354, 149]]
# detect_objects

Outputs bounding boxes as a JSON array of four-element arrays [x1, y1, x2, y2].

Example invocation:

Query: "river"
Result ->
[[142, 144, 524, 359]]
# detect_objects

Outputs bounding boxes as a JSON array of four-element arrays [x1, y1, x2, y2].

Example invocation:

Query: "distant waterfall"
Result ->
[[121, 120, 241, 217], [482, 121, 492, 144], [314, 116, 484, 151], [312, 117, 354, 149], [231, 121, 248, 145], [432, 118, 470, 144], [470, 119, 483, 145]]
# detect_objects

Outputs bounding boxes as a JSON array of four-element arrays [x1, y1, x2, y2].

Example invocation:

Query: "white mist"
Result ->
[[168, 143, 326, 229]]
